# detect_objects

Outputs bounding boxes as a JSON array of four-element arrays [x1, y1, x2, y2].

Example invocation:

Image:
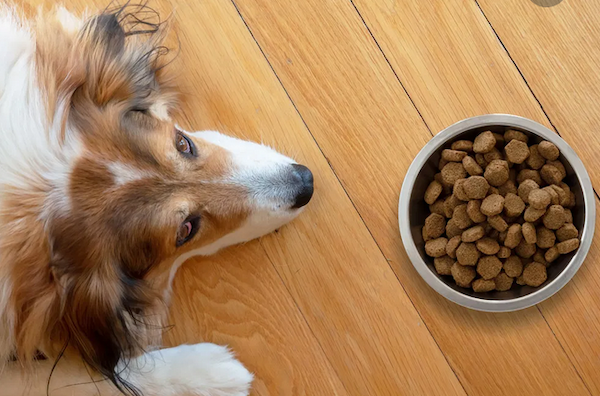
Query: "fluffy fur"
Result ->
[[0, 3, 313, 395]]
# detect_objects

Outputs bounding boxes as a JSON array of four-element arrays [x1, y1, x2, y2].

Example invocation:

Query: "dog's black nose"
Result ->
[[291, 164, 314, 208]]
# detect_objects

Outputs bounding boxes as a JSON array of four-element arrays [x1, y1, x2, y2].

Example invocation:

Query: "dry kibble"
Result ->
[[523, 262, 547, 287], [472, 278, 496, 292], [473, 131, 496, 154], [568, 192, 576, 208], [493, 133, 505, 147], [498, 180, 518, 197], [515, 240, 537, 258], [488, 215, 508, 232], [488, 229, 500, 239], [524, 206, 546, 222], [484, 148, 503, 163], [439, 158, 449, 170], [518, 179, 540, 204], [527, 145, 546, 170], [529, 189, 551, 210], [538, 141, 560, 161], [434, 256, 454, 276], [462, 225, 486, 242], [476, 238, 500, 255], [533, 250, 548, 266], [495, 272, 514, 291], [424, 180, 443, 205], [463, 176, 490, 200], [564, 208, 573, 224], [536, 227, 556, 249], [556, 224, 579, 242], [504, 193, 525, 217], [499, 230, 507, 244], [516, 275, 527, 285], [467, 200, 487, 223], [453, 179, 470, 201], [442, 149, 468, 162], [543, 205, 566, 230], [505, 139, 530, 164], [478, 256, 503, 280], [444, 194, 462, 218], [481, 194, 505, 216], [550, 185, 568, 206], [475, 153, 488, 168], [540, 164, 563, 185], [522, 222, 537, 244], [452, 204, 473, 230], [422, 213, 446, 241], [429, 199, 445, 216], [446, 235, 462, 259], [545, 246, 560, 263], [452, 140, 473, 152], [446, 218, 463, 239], [557, 238, 580, 254], [504, 255, 524, 278], [504, 224, 523, 249], [441, 162, 467, 186], [425, 237, 448, 258], [451, 263, 476, 288], [517, 169, 543, 186], [463, 156, 483, 176], [484, 160, 510, 187], [456, 242, 481, 266], [543, 186, 560, 205], [504, 129, 528, 143], [498, 246, 512, 259], [488, 187, 500, 196]]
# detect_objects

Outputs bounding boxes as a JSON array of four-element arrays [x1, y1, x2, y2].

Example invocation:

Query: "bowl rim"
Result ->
[[398, 114, 596, 312]]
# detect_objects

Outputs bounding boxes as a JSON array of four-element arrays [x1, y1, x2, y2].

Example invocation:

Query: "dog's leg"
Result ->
[[2, 343, 253, 396]]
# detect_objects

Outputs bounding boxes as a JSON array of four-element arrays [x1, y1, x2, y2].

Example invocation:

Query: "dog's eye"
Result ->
[[175, 132, 196, 157], [176, 216, 200, 246]]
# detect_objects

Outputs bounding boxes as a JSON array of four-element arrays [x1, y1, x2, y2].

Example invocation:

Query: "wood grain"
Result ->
[[232, 0, 591, 395]]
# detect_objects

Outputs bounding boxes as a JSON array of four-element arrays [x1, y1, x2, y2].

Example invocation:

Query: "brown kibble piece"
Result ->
[[538, 141, 560, 161], [453, 179, 470, 201], [518, 179, 540, 204], [564, 208, 573, 224], [451, 140, 473, 152], [462, 156, 483, 176], [550, 185, 568, 207], [446, 218, 463, 239], [543, 205, 566, 230], [515, 240, 537, 258], [441, 162, 467, 186], [473, 131, 496, 154], [536, 227, 556, 249], [504, 193, 525, 217], [504, 224, 523, 249], [477, 256, 503, 280], [467, 200, 487, 223], [517, 169, 543, 186], [462, 225, 486, 243], [504, 256, 523, 277], [527, 145, 546, 170], [522, 222, 537, 244], [422, 213, 446, 241], [446, 236, 462, 259], [429, 199, 445, 216], [442, 149, 468, 162], [504, 129, 528, 143], [476, 238, 500, 255], [484, 148, 503, 163], [545, 246, 560, 263], [481, 194, 505, 216], [523, 262, 547, 287], [472, 278, 496, 292], [484, 160, 510, 187], [488, 215, 508, 232], [543, 186, 560, 205], [505, 139, 530, 164], [434, 256, 454, 276], [425, 237, 448, 258], [556, 224, 579, 242], [495, 272, 514, 291], [550, 162, 567, 180], [425, 181, 443, 205], [498, 180, 518, 197], [475, 153, 488, 168], [498, 246, 511, 259], [516, 275, 526, 285], [451, 263, 476, 288], [568, 192, 576, 208], [452, 204, 473, 230], [529, 189, 551, 210], [488, 187, 500, 196], [463, 176, 490, 200], [533, 250, 548, 267], [443, 195, 462, 218], [540, 164, 563, 185], [456, 242, 481, 266], [493, 133, 505, 147], [557, 238, 580, 254], [524, 206, 546, 222]]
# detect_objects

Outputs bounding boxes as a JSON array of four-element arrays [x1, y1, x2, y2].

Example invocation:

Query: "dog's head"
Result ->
[[9, 6, 312, 394]]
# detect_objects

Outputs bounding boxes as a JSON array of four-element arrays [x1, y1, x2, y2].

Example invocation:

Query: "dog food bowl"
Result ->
[[398, 114, 595, 312]]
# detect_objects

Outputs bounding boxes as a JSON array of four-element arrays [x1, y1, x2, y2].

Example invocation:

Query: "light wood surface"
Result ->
[[12, 0, 600, 395]]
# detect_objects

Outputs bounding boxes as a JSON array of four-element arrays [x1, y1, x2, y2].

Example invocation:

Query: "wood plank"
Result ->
[[232, 0, 592, 395], [474, 1, 600, 393], [166, 1, 465, 394]]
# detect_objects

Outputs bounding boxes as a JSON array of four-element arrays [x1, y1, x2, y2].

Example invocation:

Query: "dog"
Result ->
[[0, 3, 313, 395]]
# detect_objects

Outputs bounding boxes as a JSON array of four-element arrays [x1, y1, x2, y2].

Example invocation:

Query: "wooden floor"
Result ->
[[21, 0, 600, 395]]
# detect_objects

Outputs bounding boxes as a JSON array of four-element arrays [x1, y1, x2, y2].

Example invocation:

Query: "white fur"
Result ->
[[108, 161, 155, 186]]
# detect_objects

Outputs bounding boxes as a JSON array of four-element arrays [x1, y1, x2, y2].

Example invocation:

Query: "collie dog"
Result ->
[[0, 3, 313, 395]]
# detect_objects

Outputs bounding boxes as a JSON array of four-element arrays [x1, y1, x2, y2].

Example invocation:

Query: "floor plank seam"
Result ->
[[228, 1, 469, 393]]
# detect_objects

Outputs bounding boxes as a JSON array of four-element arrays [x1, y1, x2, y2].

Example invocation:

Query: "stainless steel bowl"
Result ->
[[398, 114, 595, 312]]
